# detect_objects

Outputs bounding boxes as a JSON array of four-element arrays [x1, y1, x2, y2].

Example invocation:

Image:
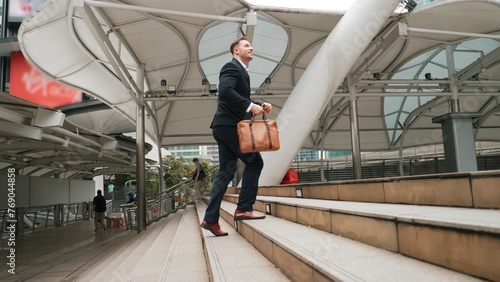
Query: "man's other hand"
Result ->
[[262, 102, 272, 114], [250, 104, 264, 115]]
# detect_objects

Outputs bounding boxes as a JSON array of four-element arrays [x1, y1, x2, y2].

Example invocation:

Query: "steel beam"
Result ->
[[157, 137, 165, 193], [349, 85, 362, 180], [83, 0, 246, 23], [408, 27, 500, 41], [446, 45, 460, 112], [136, 65, 147, 233]]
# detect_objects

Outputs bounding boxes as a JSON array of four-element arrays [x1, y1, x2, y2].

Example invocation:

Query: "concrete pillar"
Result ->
[[259, 0, 401, 185], [136, 65, 147, 233], [432, 113, 480, 172]]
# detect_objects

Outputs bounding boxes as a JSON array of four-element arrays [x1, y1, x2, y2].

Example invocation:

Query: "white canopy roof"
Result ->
[[18, 0, 500, 151]]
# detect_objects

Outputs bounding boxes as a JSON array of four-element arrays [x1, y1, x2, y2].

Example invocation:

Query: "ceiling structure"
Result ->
[[0, 94, 152, 179], [14, 0, 500, 158]]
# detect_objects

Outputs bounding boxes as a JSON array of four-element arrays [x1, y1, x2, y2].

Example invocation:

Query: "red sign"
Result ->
[[10, 52, 82, 108]]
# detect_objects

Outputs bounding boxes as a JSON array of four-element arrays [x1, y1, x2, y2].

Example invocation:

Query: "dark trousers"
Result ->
[[204, 126, 264, 223]]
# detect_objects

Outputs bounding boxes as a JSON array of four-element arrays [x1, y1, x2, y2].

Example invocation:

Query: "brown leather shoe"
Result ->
[[234, 210, 266, 220], [200, 221, 228, 237]]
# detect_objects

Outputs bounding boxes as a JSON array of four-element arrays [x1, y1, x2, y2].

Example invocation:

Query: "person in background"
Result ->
[[92, 190, 107, 232], [192, 158, 205, 199], [127, 191, 137, 204]]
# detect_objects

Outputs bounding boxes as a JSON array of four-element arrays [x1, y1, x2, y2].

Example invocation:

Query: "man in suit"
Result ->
[[201, 36, 272, 236]]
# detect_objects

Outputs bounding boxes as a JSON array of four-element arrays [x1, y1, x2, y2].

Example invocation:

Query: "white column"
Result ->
[[259, 0, 401, 185]]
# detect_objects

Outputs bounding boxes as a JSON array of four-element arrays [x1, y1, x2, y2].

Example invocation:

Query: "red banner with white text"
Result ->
[[9, 52, 82, 108]]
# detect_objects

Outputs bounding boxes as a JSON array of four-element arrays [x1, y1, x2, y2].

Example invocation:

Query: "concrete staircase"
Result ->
[[219, 171, 500, 281], [76, 206, 208, 282], [72, 171, 499, 281], [195, 201, 289, 281]]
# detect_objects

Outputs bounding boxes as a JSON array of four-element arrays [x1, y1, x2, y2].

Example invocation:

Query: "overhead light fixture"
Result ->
[[201, 78, 209, 85], [209, 84, 217, 95], [167, 85, 176, 95], [424, 72, 433, 80], [160, 79, 167, 87]]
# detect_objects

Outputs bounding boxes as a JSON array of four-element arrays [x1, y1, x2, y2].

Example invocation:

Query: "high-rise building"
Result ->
[[166, 146, 201, 163], [166, 145, 220, 163]]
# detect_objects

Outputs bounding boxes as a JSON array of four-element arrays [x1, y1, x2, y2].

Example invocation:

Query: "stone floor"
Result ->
[[0, 220, 130, 282]]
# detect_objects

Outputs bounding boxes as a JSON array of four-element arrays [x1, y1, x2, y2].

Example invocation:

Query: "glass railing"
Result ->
[[0, 202, 92, 238]]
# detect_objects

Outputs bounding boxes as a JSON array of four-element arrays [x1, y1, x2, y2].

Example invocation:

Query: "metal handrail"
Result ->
[[122, 165, 219, 230], [293, 153, 500, 182]]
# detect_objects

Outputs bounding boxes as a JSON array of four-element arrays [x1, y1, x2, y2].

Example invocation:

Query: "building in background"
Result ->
[[294, 149, 351, 162], [166, 145, 220, 163]]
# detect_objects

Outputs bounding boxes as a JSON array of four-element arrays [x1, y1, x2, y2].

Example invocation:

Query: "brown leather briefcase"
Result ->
[[237, 113, 280, 153]]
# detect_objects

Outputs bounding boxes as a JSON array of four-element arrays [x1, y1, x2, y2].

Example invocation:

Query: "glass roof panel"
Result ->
[[384, 38, 500, 145], [199, 13, 288, 89]]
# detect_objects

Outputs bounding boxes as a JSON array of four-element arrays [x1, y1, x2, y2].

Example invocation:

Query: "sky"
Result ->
[[247, 0, 355, 11]]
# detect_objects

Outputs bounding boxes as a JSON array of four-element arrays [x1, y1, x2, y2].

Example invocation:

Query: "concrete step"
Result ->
[[195, 200, 290, 282], [218, 200, 481, 282], [76, 212, 182, 281], [224, 194, 500, 281], [78, 206, 210, 281], [226, 170, 500, 209], [137, 205, 209, 281]]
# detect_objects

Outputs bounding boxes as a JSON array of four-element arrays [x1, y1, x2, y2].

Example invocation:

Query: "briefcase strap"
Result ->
[[251, 113, 268, 123], [248, 120, 273, 151], [266, 122, 273, 150], [249, 123, 256, 151]]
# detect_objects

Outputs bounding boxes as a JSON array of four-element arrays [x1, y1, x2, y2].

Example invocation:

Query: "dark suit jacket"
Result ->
[[211, 58, 260, 128]]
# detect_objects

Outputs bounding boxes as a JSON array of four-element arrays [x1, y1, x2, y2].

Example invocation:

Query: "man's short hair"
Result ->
[[97, 190, 102, 195], [192, 158, 199, 162], [230, 36, 248, 54]]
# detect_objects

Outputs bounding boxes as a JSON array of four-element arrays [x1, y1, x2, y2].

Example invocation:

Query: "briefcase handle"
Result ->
[[250, 113, 268, 123]]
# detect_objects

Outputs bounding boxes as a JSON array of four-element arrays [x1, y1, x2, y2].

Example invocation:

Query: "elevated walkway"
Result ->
[[2, 171, 498, 281], [0, 219, 129, 281]]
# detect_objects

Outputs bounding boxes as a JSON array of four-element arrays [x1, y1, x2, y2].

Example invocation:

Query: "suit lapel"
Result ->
[[233, 58, 250, 86]]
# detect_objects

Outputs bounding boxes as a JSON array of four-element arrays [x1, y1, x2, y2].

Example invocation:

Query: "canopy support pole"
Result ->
[[136, 65, 147, 233], [349, 84, 362, 180]]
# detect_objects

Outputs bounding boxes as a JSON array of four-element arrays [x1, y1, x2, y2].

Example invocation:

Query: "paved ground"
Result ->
[[0, 220, 130, 282]]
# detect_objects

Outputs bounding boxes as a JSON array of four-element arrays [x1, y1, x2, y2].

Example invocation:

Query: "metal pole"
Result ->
[[408, 27, 500, 41], [259, 0, 401, 185], [1, 0, 8, 37], [83, 0, 246, 23], [136, 65, 147, 233], [349, 94, 362, 179], [446, 45, 460, 113], [157, 138, 165, 194], [0, 0, 9, 93]]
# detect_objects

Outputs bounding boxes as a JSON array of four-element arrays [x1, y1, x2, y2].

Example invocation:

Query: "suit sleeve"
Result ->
[[218, 63, 252, 112]]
